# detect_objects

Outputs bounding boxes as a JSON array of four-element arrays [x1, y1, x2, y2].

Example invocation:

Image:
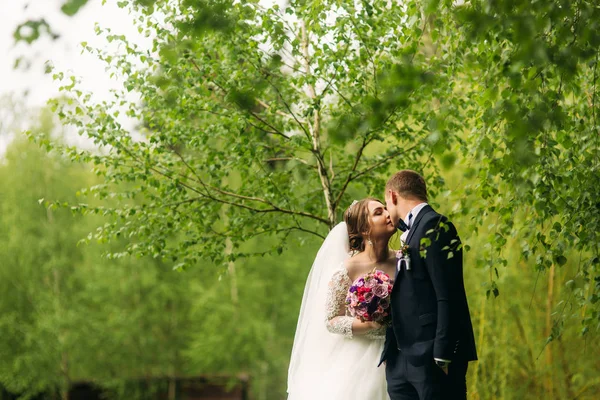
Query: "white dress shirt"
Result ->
[[404, 202, 428, 229]]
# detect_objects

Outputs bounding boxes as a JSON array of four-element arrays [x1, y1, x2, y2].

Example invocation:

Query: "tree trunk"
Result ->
[[556, 337, 575, 399], [49, 208, 70, 400], [301, 21, 336, 228], [544, 264, 555, 397], [471, 292, 486, 399], [258, 361, 268, 400], [168, 377, 176, 400], [226, 238, 239, 307], [499, 294, 508, 399]]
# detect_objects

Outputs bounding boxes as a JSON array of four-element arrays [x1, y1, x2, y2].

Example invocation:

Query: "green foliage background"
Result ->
[[1, 107, 598, 399]]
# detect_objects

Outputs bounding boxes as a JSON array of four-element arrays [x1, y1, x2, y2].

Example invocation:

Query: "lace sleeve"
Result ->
[[324, 268, 355, 338], [364, 325, 387, 340]]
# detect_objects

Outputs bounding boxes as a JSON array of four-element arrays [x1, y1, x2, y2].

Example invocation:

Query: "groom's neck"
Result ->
[[400, 199, 425, 220]]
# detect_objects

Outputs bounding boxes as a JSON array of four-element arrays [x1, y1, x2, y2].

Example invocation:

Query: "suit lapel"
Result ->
[[393, 206, 434, 284], [405, 205, 433, 245]]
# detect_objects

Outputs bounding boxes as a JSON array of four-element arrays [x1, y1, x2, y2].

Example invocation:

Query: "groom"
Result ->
[[380, 170, 477, 400]]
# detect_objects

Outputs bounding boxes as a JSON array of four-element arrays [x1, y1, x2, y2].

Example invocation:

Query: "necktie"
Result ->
[[397, 219, 408, 232], [407, 212, 413, 229]]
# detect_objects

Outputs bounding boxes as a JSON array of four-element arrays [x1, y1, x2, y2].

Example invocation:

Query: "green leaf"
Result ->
[[61, 0, 89, 16], [555, 255, 567, 266], [440, 153, 457, 170]]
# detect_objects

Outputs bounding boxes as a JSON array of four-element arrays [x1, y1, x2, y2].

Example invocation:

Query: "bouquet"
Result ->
[[346, 270, 394, 324]]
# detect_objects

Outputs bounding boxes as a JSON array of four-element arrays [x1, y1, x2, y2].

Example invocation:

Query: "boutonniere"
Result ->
[[396, 242, 411, 271]]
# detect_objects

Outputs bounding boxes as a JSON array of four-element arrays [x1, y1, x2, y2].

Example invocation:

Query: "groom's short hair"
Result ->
[[386, 170, 428, 202]]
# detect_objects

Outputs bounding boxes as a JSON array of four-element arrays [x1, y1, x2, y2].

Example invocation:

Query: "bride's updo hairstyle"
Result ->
[[344, 197, 381, 252]]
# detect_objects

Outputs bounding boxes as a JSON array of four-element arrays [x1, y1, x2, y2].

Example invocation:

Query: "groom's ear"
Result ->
[[388, 189, 398, 205]]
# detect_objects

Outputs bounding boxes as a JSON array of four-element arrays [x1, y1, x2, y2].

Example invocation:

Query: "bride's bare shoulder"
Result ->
[[343, 254, 368, 282]]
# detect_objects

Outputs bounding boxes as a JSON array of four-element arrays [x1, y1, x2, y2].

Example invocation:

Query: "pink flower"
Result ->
[[379, 297, 390, 309], [373, 284, 389, 298], [346, 271, 394, 323]]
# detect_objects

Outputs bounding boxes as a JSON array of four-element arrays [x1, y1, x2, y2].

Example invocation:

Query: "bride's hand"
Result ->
[[369, 321, 383, 330]]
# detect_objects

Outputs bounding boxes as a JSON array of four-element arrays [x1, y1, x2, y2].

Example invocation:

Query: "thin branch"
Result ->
[[248, 226, 326, 240], [365, 105, 400, 136], [161, 191, 330, 225], [347, 15, 377, 95], [110, 138, 329, 226], [255, 153, 320, 235], [351, 140, 425, 181], [240, 54, 310, 137], [330, 101, 405, 210], [410, 14, 430, 63], [169, 145, 205, 185], [188, 57, 291, 140], [189, 106, 230, 118], [162, 196, 201, 208], [205, 185, 276, 207], [329, 149, 335, 181], [244, 118, 290, 140], [265, 157, 315, 167], [592, 51, 599, 172], [333, 136, 369, 208], [166, 148, 330, 223], [320, 65, 358, 112], [529, 269, 542, 310], [318, 43, 351, 99], [279, 57, 306, 74], [252, 61, 311, 139], [210, 195, 330, 225], [256, 98, 307, 123]]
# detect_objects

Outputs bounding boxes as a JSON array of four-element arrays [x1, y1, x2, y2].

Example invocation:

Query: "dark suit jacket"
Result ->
[[380, 205, 477, 366]]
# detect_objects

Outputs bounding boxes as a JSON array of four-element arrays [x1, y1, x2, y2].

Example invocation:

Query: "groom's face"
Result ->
[[384, 190, 401, 226]]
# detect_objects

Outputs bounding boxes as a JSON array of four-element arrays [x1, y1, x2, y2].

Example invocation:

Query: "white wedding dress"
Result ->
[[287, 223, 389, 400]]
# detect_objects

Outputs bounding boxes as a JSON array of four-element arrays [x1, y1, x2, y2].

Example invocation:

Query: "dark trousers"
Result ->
[[385, 350, 468, 400]]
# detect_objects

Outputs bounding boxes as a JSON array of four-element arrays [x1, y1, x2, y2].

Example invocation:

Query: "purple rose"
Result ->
[[373, 284, 389, 298], [379, 297, 390, 309], [364, 278, 376, 288], [364, 292, 374, 302]]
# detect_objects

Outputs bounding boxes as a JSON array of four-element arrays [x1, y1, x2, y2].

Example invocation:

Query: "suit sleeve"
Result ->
[[422, 216, 459, 361]]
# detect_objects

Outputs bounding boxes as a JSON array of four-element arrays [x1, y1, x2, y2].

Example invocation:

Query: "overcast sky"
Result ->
[[0, 0, 149, 155], [0, 0, 289, 156]]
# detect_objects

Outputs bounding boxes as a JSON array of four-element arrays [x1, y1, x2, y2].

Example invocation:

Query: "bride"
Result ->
[[287, 198, 398, 399]]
